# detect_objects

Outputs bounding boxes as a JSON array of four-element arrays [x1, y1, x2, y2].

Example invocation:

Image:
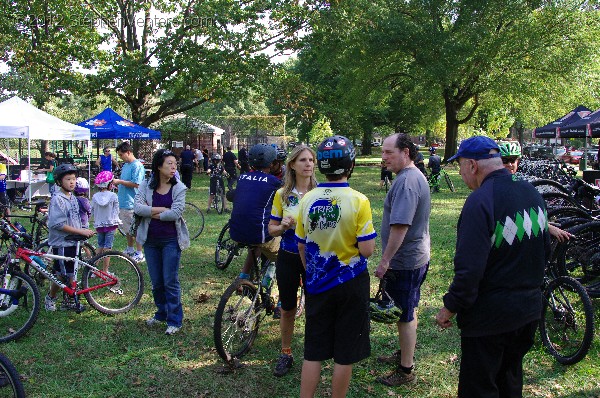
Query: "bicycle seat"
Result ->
[[64, 234, 89, 242]]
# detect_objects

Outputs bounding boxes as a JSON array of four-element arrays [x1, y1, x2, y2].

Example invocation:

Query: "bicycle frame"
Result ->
[[15, 243, 117, 297]]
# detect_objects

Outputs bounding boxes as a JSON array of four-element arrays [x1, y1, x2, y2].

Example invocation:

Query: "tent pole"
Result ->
[[27, 130, 31, 203]]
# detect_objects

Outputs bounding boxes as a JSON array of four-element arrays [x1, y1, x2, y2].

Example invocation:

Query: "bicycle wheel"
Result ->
[[555, 221, 600, 286], [541, 192, 580, 211], [214, 280, 263, 363], [443, 171, 455, 192], [215, 186, 224, 215], [0, 352, 26, 398], [531, 179, 569, 195], [0, 271, 40, 343], [33, 214, 48, 247], [215, 223, 239, 270], [183, 202, 205, 240], [539, 276, 594, 365], [82, 251, 144, 315]]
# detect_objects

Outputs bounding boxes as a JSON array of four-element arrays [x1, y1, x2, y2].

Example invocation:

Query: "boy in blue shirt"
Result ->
[[45, 164, 95, 312]]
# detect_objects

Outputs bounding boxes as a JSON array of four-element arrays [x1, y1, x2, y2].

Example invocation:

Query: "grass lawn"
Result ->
[[4, 163, 599, 397]]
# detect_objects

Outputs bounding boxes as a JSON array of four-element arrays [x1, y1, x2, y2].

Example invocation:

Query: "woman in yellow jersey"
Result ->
[[268, 145, 318, 377]]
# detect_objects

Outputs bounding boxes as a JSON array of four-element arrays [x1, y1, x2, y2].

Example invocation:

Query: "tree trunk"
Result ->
[[444, 97, 460, 162]]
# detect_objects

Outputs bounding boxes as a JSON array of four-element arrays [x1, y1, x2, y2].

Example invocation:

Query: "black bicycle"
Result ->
[[214, 221, 240, 270], [427, 169, 455, 193], [0, 352, 26, 397], [211, 177, 225, 215]]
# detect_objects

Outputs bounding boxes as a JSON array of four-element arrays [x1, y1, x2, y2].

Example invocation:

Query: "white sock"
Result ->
[[127, 246, 134, 252]]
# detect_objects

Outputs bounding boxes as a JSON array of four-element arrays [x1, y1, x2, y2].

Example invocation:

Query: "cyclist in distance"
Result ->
[[268, 144, 318, 377], [497, 141, 571, 242], [206, 153, 229, 214], [229, 143, 282, 281], [427, 147, 442, 191], [270, 145, 287, 180]]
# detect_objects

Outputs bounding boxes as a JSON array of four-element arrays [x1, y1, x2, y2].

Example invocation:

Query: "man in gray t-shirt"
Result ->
[[374, 133, 431, 387]]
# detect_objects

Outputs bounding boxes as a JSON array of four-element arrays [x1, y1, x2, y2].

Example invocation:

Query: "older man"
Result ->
[[435, 136, 550, 397], [375, 133, 430, 387]]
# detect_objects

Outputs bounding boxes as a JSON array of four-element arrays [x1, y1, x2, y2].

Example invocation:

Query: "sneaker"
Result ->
[[376, 368, 416, 386], [165, 325, 181, 335], [377, 350, 402, 364], [146, 317, 163, 327], [44, 295, 57, 312], [132, 252, 145, 263], [273, 305, 281, 320], [273, 354, 293, 377]]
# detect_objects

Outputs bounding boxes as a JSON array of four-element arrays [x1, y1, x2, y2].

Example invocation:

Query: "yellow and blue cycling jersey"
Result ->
[[270, 188, 302, 254], [295, 182, 377, 294]]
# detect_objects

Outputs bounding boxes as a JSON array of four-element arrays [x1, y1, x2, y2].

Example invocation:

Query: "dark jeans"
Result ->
[[144, 237, 183, 327], [458, 320, 538, 398], [180, 164, 193, 189]]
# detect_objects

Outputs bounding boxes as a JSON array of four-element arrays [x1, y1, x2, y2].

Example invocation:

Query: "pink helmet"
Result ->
[[95, 171, 114, 188]]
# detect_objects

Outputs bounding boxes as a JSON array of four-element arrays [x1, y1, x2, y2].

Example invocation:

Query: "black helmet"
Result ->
[[53, 163, 78, 183], [369, 280, 402, 324], [275, 147, 287, 161], [429, 146, 436, 154], [212, 153, 222, 161], [316, 135, 355, 175], [249, 143, 277, 169]]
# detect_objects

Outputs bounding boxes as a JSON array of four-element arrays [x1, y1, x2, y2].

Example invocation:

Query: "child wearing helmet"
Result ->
[[92, 171, 121, 273], [75, 177, 91, 227], [295, 135, 377, 397], [206, 153, 229, 213], [45, 164, 95, 312]]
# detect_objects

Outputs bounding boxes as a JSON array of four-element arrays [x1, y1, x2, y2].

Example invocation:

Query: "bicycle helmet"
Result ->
[[52, 163, 78, 183], [369, 280, 402, 324], [497, 141, 521, 157], [316, 135, 355, 175], [75, 177, 89, 194], [249, 143, 277, 169], [212, 153, 222, 161], [276, 147, 287, 161], [94, 170, 114, 189], [429, 146, 436, 154]]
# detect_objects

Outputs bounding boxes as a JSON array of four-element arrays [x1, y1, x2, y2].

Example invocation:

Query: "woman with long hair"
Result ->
[[268, 144, 318, 376], [134, 149, 190, 335]]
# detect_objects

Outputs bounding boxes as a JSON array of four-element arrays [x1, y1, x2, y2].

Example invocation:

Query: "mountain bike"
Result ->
[[0, 352, 26, 397], [427, 169, 455, 193], [213, 244, 304, 367], [214, 221, 239, 270]]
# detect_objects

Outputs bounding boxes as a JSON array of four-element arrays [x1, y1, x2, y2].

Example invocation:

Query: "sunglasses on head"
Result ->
[[502, 156, 519, 164]]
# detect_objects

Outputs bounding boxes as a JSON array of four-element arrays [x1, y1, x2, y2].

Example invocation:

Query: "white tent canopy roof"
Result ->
[[0, 96, 90, 140]]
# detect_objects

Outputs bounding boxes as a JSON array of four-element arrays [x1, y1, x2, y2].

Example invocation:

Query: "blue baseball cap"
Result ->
[[447, 136, 501, 162]]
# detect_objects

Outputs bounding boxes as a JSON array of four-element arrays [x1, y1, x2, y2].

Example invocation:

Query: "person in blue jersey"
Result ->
[[295, 135, 377, 398], [374, 133, 431, 387], [96, 147, 118, 172], [230, 143, 283, 280], [268, 145, 318, 377], [435, 136, 550, 397]]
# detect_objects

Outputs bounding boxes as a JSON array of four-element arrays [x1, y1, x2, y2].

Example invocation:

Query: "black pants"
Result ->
[[180, 164, 193, 189], [458, 320, 538, 398], [225, 167, 237, 191]]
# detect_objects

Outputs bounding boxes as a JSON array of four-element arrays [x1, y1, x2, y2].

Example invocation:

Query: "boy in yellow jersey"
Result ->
[[296, 135, 377, 398]]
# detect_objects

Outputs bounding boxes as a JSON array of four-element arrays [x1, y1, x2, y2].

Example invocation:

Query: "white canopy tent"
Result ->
[[0, 96, 91, 201]]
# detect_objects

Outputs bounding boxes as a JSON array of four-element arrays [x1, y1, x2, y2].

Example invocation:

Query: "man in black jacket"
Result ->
[[435, 136, 550, 397]]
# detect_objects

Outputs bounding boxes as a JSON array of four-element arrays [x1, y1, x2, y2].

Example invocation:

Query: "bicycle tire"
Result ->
[[214, 280, 262, 363], [82, 251, 144, 315], [33, 214, 48, 247], [215, 185, 224, 214], [0, 352, 26, 397], [531, 179, 569, 195], [539, 276, 594, 365], [215, 222, 239, 270], [541, 192, 581, 211], [0, 271, 40, 344], [555, 221, 600, 285], [443, 171, 455, 192], [183, 202, 205, 240], [547, 207, 592, 225]]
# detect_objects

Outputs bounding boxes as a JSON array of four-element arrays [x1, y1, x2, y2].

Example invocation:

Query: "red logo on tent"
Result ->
[[86, 119, 106, 127]]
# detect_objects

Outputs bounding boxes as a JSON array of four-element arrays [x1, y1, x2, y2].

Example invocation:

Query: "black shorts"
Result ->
[[209, 176, 224, 195], [303, 271, 371, 365], [0, 192, 8, 207], [52, 246, 78, 277], [275, 249, 305, 311]]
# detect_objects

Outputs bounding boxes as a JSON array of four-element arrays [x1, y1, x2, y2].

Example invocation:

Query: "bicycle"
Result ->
[[0, 221, 144, 317], [427, 168, 455, 193], [213, 244, 305, 367], [209, 176, 225, 215], [0, 199, 49, 252], [0, 352, 26, 397], [214, 221, 240, 270]]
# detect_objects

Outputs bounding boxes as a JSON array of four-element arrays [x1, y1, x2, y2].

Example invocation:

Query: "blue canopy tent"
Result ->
[[533, 105, 592, 138], [78, 108, 161, 140], [559, 107, 600, 138]]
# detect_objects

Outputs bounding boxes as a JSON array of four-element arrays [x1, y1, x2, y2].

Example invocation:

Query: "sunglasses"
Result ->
[[502, 156, 519, 164]]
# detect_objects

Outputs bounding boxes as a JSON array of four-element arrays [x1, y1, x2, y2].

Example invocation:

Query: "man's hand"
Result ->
[[374, 260, 389, 279], [435, 307, 455, 329]]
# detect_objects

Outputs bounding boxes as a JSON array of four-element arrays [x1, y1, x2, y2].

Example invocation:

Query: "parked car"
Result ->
[[560, 150, 584, 164], [371, 141, 381, 147]]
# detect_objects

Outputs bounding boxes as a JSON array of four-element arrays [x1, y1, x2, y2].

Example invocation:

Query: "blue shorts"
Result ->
[[97, 230, 116, 249], [384, 263, 429, 323]]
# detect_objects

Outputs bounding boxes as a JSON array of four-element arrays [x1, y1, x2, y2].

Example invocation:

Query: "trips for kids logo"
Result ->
[[308, 197, 341, 232], [288, 195, 299, 206]]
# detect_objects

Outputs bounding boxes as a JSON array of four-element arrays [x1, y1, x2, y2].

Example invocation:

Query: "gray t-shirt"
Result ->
[[381, 166, 431, 270]]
